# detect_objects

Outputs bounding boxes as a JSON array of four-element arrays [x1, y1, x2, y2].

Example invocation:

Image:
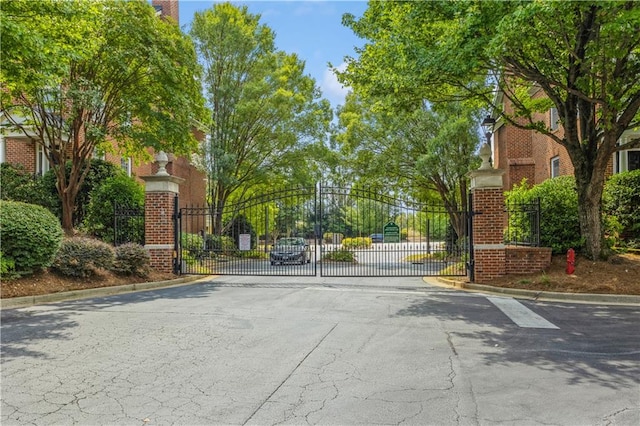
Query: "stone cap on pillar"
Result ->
[[468, 168, 505, 189], [468, 143, 505, 189], [141, 174, 185, 193]]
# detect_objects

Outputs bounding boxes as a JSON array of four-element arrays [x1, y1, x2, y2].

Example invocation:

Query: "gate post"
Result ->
[[141, 152, 185, 273], [468, 144, 506, 283]]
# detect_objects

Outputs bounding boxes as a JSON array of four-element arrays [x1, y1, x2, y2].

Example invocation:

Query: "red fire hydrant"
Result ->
[[566, 248, 575, 274]]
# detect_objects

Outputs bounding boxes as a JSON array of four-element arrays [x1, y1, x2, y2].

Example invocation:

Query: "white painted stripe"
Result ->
[[487, 297, 559, 329]]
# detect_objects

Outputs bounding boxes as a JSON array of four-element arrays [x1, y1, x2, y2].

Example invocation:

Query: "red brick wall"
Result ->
[[496, 90, 623, 191], [152, 0, 179, 23], [144, 190, 177, 273], [472, 188, 505, 245], [167, 156, 206, 208], [469, 177, 554, 282], [505, 247, 552, 274], [144, 191, 175, 245], [474, 249, 506, 282], [5, 137, 36, 174]]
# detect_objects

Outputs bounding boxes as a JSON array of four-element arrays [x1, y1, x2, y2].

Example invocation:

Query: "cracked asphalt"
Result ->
[[1, 276, 639, 425]]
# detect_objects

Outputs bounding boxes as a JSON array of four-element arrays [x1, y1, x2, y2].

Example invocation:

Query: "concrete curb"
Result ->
[[428, 277, 640, 306], [1, 275, 213, 309]]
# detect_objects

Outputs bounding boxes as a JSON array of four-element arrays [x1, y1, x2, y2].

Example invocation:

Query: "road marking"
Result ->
[[487, 297, 559, 329]]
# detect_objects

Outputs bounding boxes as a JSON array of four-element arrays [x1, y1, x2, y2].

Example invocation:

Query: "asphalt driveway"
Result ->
[[2, 276, 639, 425]]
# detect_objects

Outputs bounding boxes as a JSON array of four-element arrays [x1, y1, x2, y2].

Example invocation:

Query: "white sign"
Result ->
[[239, 234, 251, 251]]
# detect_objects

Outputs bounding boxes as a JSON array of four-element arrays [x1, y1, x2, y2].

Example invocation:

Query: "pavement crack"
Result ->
[[242, 322, 339, 425]]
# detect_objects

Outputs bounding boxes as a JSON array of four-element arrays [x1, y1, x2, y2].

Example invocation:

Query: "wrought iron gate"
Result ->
[[176, 185, 469, 278]]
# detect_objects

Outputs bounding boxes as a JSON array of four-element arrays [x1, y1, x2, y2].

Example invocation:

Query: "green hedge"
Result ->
[[0, 200, 64, 276], [603, 169, 640, 248], [505, 176, 582, 254], [342, 237, 372, 249], [322, 248, 356, 262], [0, 163, 58, 213], [84, 174, 145, 243]]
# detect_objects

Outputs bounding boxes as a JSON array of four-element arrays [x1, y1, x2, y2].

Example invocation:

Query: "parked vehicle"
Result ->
[[270, 237, 311, 265], [369, 233, 383, 243]]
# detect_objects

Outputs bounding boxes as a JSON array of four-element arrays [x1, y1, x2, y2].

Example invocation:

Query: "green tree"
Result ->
[[0, 0, 205, 233], [39, 158, 121, 226], [335, 93, 481, 239], [338, 1, 640, 259], [188, 3, 332, 233]]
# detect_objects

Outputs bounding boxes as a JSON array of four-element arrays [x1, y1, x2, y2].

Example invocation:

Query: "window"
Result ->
[[36, 143, 50, 176], [550, 156, 560, 178], [121, 157, 132, 176], [615, 149, 640, 173], [628, 151, 640, 172], [550, 107, 559, 131]]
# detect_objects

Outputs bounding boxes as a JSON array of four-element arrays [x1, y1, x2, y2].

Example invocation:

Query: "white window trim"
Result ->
[[550, 156, 560, 178], [36, 142, 51, 176], [121, 156, 132, 176], [550, 107, 559, 131], [0, 135, 5, 163], [616, 149, 640, 173], [614, 132, 640, 173]]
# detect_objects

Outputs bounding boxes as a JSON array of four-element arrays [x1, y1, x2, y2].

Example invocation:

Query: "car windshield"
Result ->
[[275, 238, 304, 246]]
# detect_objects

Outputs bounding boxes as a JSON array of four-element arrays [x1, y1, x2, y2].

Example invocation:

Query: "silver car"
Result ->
[[270, 237, 311, 265]]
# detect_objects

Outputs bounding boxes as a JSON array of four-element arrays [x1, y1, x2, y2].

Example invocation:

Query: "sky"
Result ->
[[176, 0, 369, 109]]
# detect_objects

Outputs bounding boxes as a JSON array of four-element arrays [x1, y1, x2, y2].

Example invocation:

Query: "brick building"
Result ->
[[491, 87, 640, 191], [0, 0, 206, 210]]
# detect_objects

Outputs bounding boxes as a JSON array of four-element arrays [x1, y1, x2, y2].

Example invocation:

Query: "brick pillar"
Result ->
[[141, 154, 184, 273], [468, 144, 506, 283]]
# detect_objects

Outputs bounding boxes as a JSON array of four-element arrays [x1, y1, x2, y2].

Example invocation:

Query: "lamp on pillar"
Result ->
[[480, 116, 496, 169]]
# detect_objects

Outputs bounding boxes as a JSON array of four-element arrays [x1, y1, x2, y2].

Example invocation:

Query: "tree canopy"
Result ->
[[189, 3, 332, 232], [339, 0, 640, 259], [335, 94, 482, 238], [1, 0, 206, 232]]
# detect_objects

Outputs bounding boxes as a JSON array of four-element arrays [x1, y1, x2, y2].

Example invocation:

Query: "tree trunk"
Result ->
[[60, 191, 75, 235], [574, 170, 605, 260]]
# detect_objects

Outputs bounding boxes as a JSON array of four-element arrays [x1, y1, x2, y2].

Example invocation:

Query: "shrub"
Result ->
[[52, 237, 115, 277], [342, 237, 371, 249], [505, 177, 582, 254], [204, 234, 236, 254], [322, 248, 356, 262], [0, 163, 58, 212], [0, 200, 64, 276], [84, 174, 145, 243], [182, 232, 204, 259], [112, 243, 150, 277], [603, 169, 640, 248]]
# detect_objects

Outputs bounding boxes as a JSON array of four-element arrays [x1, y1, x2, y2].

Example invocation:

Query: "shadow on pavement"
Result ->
[[395, 294, 640, 389]]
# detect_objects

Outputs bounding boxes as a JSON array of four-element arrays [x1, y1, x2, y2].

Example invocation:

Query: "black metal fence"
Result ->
[[178, 187, 317, 276], [114, 203, 145, 246], [176, 185, 469, 277], [504, 198, 540, 246]]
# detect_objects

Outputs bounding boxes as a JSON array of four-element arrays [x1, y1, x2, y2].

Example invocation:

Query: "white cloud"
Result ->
[[321, 62, 350, 108]]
